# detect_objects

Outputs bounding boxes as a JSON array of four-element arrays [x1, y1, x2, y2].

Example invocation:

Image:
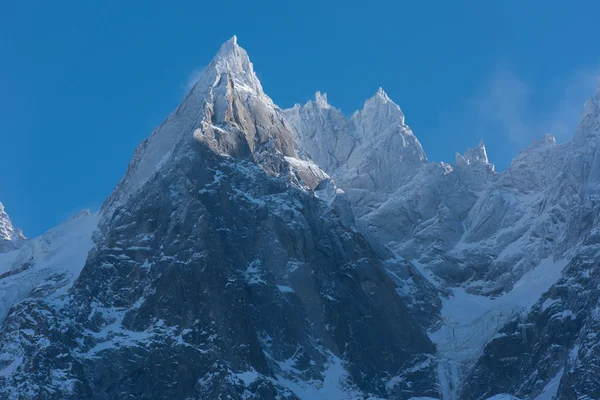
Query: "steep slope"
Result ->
[[286, 81, 600, 399], [284, 89, 427, 212], [0, 38, 439, 399], [459, 84, 600, 400], [2, 35, 596, 400], [285, 92, 496, 289]]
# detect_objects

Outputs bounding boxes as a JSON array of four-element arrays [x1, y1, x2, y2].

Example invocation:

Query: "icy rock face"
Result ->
[[106, 36, 319, 214], [345, 88, 427, 192], [0, 38, 440, 400], [0, 203, 25, 253], [454, 140, 495, 191], [285, 86, 597, 296], [573, 81, 600, 144], [286, 96, 495, 288], [284, 92, 356, 174], [286, 79, 600, 398], [285, 88, 427, 197], [458, 84, 600, 399]]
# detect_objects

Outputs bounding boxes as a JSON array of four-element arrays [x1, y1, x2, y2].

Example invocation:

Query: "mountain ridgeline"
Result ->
[[0, 37, 599, 400]]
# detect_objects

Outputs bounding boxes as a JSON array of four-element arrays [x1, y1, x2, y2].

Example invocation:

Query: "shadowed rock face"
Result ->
[[0, 38, 440, 399], [460, 245, 600, 400], [0, 139, 438, 400]]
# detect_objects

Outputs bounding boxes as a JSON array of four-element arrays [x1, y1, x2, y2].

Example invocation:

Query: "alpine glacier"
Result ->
[[0, 37, 599, 400]]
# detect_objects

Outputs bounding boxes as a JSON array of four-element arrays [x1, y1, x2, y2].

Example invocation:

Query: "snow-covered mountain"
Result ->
[[0, 37, 438, 400], [286, 78, 600, 398], [0, 37, 599, 399]]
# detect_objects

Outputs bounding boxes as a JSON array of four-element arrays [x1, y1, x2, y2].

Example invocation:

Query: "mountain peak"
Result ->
[[369, 87, 392, 104], [314, 91, 330, 108], [188, 36, 263, 97], [358, 87, 405, 124], [533, 133, 557, 147], [573, 81, 600, 143], [104, 36, 288, 212], [0, 202, 26, 252], [376, 87, 389, 99], [215, 35, 240, 58], [456, 140, 492, 167]]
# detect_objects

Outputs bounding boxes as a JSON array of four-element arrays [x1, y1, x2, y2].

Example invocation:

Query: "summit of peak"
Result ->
[[368, 87, 392, 104], [356, 87, 405, 125], [216, 35, 241, 57], [212, 36, 250, 69], [573, 80, 600, 143], [187, 35, 265, 97], [532, 133, 557, 147], [315, 91, 330, 108], [376, 87, 388, 98], [0, 202, 26, 252], [456, 140, 491, 167]]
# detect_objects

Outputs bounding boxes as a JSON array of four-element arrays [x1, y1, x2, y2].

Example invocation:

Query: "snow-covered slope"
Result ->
[[0, 210, 99, 322]]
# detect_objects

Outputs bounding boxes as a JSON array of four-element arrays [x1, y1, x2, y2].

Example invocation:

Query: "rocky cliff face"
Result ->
[[0, 37, 439, 400], [1, 36, 599, 400]]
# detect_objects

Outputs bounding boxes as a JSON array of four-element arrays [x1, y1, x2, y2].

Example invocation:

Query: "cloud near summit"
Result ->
[[467, 64, 599, 148]]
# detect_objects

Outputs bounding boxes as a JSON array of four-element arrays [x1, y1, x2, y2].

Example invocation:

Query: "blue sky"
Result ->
[[1, 0, 599, 236]]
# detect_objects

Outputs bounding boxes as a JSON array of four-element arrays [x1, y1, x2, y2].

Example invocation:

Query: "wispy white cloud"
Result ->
[[467, 64, 599, 148], [182, 66, 206, 93]]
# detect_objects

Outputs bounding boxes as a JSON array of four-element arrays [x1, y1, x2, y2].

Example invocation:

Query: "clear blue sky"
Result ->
[[1, 0, 599, 236]]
